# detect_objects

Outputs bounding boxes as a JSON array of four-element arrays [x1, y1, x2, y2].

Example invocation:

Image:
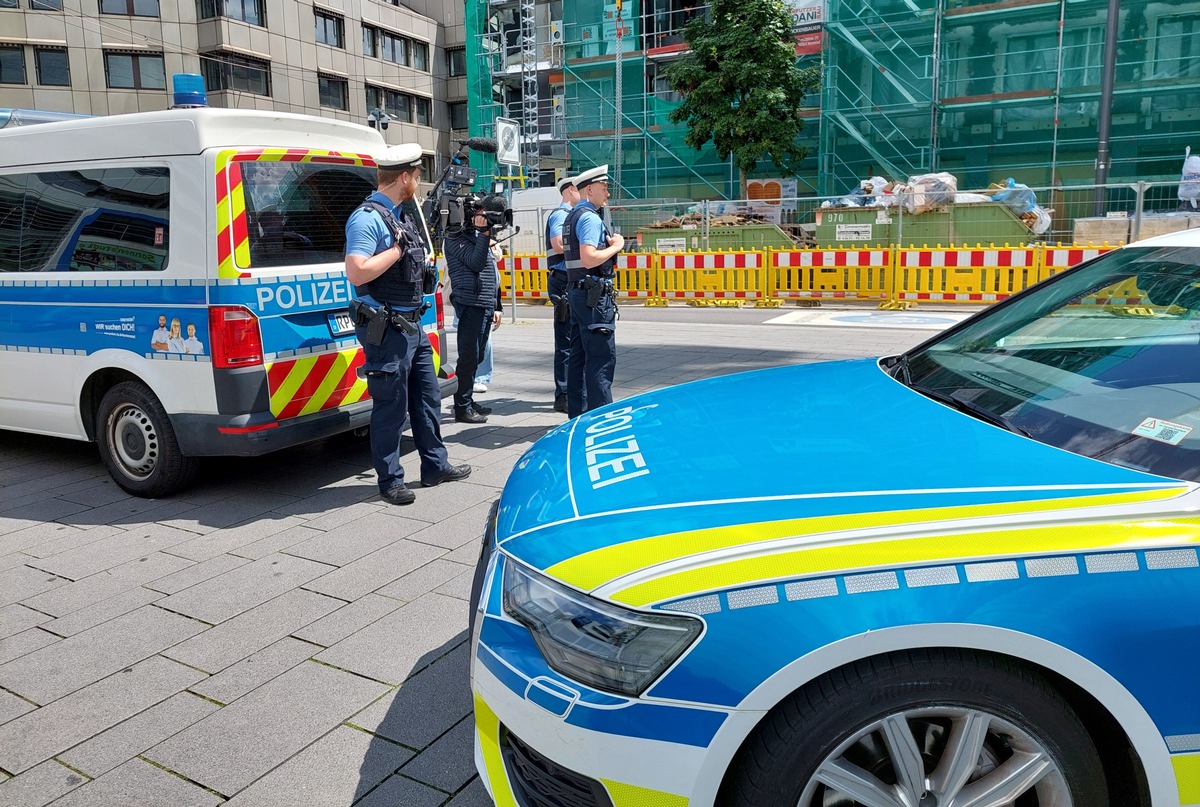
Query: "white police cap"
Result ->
[[375, 143, 424, 169], [557, 174, 577, 193], [574, 164, 610, 190]]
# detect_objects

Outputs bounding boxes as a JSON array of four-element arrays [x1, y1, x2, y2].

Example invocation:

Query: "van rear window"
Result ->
[[239, 161, 377, 269], [0, 167, 170, 272]]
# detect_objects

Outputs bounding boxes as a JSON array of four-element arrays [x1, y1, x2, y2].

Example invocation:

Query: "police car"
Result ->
[[470, 230, 1200, 806]]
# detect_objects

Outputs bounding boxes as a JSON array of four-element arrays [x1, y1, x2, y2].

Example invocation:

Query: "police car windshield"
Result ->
[[902, 246, 1200, 482]]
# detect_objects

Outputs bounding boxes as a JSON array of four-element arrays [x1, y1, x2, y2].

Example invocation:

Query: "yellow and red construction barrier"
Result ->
[[495, 243, 1123, 307]]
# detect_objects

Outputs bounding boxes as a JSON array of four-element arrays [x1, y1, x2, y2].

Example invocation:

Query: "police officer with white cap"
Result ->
[[344, 143, 470, 505], [563, 164, 623, 417], [545, 173, 580, 414]]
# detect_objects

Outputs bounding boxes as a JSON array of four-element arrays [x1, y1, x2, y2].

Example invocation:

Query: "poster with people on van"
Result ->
[[149, 313, 205, 355]]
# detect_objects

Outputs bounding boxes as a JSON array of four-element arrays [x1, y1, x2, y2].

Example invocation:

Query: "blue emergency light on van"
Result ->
[[171, 73, 207, 108]]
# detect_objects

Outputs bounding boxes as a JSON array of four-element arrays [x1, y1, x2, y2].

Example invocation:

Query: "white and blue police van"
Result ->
[[0, 107, 450, 497]]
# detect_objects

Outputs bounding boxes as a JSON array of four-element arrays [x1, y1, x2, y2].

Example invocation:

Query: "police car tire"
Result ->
[[727, 648, 1109, 807], [96, 381, 199, 498]]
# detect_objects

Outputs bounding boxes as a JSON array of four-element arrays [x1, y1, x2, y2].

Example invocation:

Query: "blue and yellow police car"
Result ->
[[470, 229, 1200, 806]]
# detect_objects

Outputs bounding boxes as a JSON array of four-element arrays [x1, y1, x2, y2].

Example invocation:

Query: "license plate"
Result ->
[[328, 311, 355, 337]]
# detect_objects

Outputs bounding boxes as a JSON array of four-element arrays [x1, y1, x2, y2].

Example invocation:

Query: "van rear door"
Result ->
[[205, 148, 449, 436]]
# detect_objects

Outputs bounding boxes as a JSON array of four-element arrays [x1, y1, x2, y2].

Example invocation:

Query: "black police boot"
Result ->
[[553, 394, 568, 413], [380, 485, 416, 506], [421, 464, 472, 487], [472, 402, 493, 416], [455, 406, 487, 424]]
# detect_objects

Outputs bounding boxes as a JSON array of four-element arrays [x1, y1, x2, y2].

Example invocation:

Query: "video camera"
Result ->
[[422, 138, 515, 250]]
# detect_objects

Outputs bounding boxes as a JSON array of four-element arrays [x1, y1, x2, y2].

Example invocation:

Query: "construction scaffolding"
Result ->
[[467, 0, 1200, 201]]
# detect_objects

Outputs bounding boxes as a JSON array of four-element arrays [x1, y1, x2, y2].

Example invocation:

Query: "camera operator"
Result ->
[[344, 144, 471, 505], [443, 195, 505, 423]]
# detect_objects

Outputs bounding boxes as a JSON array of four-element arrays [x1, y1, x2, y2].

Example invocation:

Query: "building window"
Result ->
[[450, 101, 468, 129], [197, 0, 264, 27], [412, 41, 428, 72], [0, 45, 25, 84], [363, 25, 377, 57], [101, 0, 159, 15], [318, 74, 347, 110], [34, 47, 68, 85], [104, 51, 165, 89], [447, 47, 466, 77], [1155, 15, 1200, 80], [314, 9, 344, 48], [420, 155, 434, 176], [367, 84, 412, 122], [29, 0, 63, 9], [415, 96, 430, 126], [0, 0, 17, 8], [380, 30, 407, 66], [201, 52, 270, 95]]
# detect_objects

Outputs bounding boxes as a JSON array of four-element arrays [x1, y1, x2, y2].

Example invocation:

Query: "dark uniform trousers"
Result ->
[[547, 269, 573, 398], [565, 286, 616, 418], [356, 318, 449, 492]]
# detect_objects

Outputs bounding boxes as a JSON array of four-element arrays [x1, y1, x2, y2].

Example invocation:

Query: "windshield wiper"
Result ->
[[908, 383, 1031, 437]]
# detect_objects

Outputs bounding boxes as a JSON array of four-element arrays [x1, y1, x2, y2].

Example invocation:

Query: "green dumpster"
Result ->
[[814, 202, 1033, 248], [637, 224, 796, 252]]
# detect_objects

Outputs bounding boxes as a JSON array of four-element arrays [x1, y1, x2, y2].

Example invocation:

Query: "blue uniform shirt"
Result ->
[[344, 191, 419, 311], [574, 201, 605, 253], [546, 202, 571, 270]]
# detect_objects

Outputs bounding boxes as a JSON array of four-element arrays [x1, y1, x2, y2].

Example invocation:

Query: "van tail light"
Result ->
[[209, 306, 264, 369]]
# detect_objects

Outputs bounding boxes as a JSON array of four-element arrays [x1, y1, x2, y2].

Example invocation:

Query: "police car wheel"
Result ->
[[96, 381, 198, 498], [728, 649, 1109, 807]]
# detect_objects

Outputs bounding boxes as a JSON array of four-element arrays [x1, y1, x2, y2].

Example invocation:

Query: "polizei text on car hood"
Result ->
[[495, 359, 1193, 606]]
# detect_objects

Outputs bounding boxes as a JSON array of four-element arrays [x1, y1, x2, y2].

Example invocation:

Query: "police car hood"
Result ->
[[496, 359, 1189, 606]]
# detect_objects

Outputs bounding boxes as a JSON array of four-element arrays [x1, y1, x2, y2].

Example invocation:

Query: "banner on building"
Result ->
[[495, 117, 521, 166]]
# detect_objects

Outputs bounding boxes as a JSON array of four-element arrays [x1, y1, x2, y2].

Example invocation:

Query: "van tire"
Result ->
[[96, 381, 198, 498]]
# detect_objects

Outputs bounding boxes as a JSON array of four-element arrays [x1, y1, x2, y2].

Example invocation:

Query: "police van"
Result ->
[[0, 108, 451, 497]]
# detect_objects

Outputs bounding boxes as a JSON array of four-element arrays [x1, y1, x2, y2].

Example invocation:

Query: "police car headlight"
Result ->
[[502, 562, 702, 696]]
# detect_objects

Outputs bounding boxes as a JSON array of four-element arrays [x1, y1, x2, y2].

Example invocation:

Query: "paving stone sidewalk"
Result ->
[[0, 312, 932, 807]]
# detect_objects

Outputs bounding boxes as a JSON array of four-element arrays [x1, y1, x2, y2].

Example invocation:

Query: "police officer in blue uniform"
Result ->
[[344, 143, 470, 505], [545, 174, 579, 414], [563, 165, 624, 417]]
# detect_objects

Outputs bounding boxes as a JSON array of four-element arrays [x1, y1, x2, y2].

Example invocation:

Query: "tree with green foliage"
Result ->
[[666, 0, 820, 196]]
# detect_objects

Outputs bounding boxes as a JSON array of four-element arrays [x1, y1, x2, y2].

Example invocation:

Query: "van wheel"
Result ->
[[96, 381, 198, 498], [728, 649, 1108, 807]]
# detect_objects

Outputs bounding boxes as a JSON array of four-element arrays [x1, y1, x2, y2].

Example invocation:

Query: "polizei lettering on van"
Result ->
[[583, 405, 655, 489], [254, 277, 352, 314]]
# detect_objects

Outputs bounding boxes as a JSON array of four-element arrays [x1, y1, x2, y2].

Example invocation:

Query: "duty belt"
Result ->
[[573, 276, 613, 289]]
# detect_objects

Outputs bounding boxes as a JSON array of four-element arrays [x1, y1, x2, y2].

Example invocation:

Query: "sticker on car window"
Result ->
[[1133, 417, 1194, 445]]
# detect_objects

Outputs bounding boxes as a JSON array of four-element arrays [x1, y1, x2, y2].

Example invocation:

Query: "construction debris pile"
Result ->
[[823, 172, 1053, 234], [641, 212, 770, 228]]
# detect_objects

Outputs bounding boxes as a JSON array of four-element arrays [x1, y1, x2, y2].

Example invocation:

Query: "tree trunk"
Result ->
[[739, 167, 748, 198]]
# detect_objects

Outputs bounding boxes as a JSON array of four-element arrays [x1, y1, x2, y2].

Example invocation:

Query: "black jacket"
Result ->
[[445, 228, 501, 311]]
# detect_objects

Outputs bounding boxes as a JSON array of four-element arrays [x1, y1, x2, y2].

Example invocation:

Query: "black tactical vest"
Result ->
[[563, 204, 614, 283], [357, 201, 425, 310]]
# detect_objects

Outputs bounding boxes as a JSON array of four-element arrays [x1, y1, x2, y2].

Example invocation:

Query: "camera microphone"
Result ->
[[455, 137, 499, 154]]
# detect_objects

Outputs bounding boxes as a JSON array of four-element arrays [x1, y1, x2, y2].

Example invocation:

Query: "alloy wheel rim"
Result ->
[[798, 707, 1072, 807]]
